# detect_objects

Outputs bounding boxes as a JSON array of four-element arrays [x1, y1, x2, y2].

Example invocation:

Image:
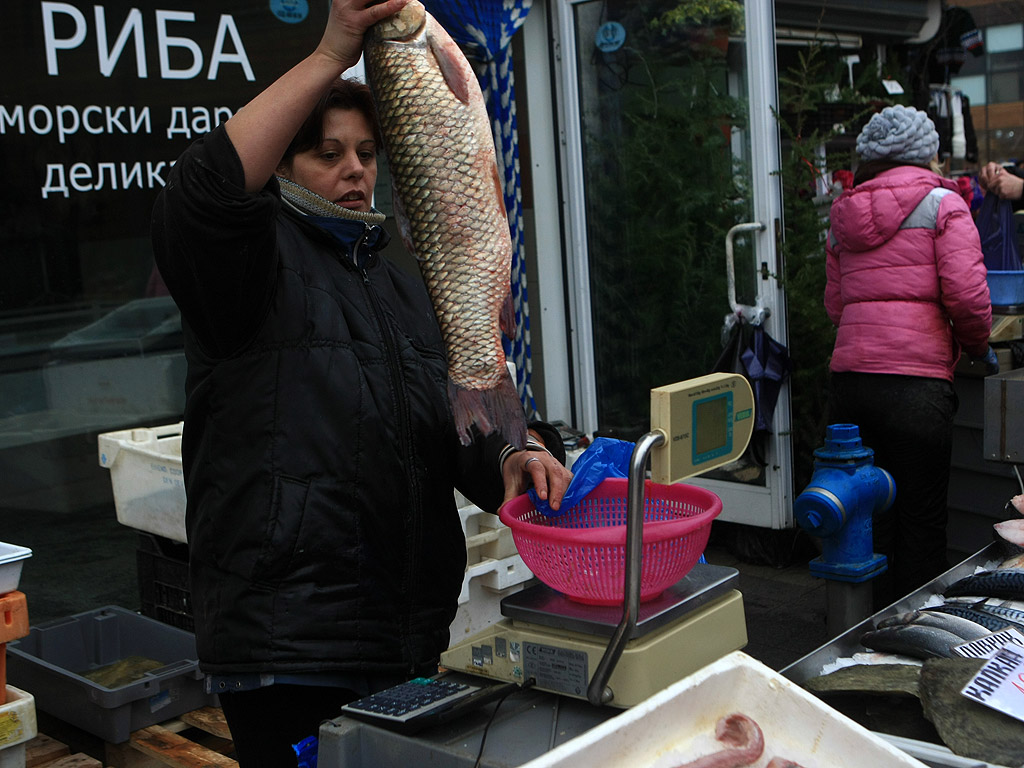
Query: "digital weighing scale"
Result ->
[[441, 372, 756, 708]]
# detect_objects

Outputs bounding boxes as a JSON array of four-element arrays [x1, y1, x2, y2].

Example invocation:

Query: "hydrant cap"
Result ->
[[814, 423, 874, 461]]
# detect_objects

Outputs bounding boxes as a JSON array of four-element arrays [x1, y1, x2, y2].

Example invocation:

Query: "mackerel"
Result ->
[[943, 569, 1024, 601], [925, 603, 1019, 633], [877, 609, 991, 642]]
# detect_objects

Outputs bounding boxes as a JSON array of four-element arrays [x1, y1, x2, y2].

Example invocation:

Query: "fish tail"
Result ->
[[449, 373, 528, 449]]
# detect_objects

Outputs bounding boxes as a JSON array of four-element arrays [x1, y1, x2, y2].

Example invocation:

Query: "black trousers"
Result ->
[[219, 684, 361, 768], [827, 372, 957, 609]]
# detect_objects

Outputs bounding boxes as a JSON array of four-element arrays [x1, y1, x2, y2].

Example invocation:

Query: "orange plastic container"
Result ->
[[0, 590, 30, 705], [0, 591, 29, 645]]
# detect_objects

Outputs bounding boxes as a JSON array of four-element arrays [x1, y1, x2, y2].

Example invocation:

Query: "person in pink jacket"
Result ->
[[825, 105, 994, 608]]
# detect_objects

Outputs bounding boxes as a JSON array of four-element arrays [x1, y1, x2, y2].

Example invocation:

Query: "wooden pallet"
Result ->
[[26, 707, 235, 768]]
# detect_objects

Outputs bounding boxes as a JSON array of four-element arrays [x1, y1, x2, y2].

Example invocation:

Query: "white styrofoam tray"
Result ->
[[98, 423, 187, 543], [519, 651, 929, 768], [0, 543, 32, 595]]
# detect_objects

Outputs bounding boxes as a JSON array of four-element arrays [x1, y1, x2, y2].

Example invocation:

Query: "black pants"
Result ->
[[827, 372, 957, 609], [219, 684, 361, 768]]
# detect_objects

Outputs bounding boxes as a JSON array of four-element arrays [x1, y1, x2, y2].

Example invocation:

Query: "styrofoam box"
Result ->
[[98, 424, 187, 543], [519, 651, 928, 768], [0, 543, 32, 594], [449, 505, 535, 642], [0, 686, 37, 749]]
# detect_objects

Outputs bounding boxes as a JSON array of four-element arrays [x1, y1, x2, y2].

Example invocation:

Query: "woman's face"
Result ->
[[279, 107, 377, 212]]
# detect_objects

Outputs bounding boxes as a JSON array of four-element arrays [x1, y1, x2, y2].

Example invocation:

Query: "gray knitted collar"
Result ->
[[276, 176, 386, 225]]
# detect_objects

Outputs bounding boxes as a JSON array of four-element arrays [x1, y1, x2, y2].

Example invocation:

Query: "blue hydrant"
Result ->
[[794, 424, 894, 583]]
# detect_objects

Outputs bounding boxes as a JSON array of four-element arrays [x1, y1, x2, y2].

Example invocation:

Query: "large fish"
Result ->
[[364, 1, 527, 449]]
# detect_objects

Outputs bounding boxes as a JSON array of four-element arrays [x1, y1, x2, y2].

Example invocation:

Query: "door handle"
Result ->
[[725, 221, 768, 324]]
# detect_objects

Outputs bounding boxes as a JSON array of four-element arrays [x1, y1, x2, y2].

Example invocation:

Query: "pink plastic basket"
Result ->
[[498, 477, 722, 606]]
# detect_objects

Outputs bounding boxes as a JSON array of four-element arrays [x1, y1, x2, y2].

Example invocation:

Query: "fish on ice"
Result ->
[[859, 623, 963, 660], [364, 1, 527, 448], [943, 569, 1024, 601]]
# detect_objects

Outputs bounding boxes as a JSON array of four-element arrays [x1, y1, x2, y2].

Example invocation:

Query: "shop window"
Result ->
[[985, 23, 1023, 54], [951, 74, 986, 106]]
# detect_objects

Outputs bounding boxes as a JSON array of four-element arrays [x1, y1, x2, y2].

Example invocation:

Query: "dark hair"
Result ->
[[280, 78, 383, 167]]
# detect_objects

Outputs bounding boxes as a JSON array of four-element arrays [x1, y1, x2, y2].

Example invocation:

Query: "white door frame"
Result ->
[[531, 0, 793, 528]]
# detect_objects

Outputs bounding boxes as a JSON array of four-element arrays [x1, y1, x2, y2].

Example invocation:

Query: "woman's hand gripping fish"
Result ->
[[673, 713, 765, 768], [364, 1, 527, 448]]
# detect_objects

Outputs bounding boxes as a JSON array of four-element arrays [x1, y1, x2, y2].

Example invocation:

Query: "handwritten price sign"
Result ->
[[961, 643, 1024, 724]]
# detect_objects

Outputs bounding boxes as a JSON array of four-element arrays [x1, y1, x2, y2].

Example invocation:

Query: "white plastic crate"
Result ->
[[449, 505, 535, 643], [98, 423, 186, 543], [519, 651, 928, 768]]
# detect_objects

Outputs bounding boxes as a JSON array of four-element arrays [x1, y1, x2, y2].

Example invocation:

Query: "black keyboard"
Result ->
[[340, 676, 517, 733]]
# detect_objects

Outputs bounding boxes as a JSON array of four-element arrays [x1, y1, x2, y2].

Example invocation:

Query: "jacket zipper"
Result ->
[[354, 228, 423, 673]]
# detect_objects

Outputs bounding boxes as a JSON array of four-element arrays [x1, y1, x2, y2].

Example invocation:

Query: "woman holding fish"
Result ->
[[825, 105, 992, 610], [151, 0, 571, 764]]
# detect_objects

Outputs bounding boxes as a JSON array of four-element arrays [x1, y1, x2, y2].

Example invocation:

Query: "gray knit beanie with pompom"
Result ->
[[855, 105, 939, 165]]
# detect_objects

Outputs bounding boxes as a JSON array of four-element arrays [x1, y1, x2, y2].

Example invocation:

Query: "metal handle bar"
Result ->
[[586, 429, 666, 705]]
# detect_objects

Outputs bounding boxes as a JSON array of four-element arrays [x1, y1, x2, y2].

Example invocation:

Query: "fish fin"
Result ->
[[490, 161, 508, 218], [390, 191, 422, 260], [499, 291, 516, 338], [449, 370, 527, 449], [427, 17, 474, 105]]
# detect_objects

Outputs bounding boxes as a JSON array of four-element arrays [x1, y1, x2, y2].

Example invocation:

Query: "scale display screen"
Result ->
[[650, 372, 755, 484], [692, 393, 731, 464]]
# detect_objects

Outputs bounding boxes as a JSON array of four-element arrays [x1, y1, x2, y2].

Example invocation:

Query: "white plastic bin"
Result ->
[[98, 424, 186, 543], [519, 651, 928, 768], [449, 505, 535, 642], [0, 544, 31, 595]]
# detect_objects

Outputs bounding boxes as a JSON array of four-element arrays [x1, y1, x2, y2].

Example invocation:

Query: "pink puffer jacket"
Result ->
[[825, 165, 991, 381]]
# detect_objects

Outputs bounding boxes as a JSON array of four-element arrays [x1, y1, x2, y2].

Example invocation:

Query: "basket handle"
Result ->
[[586, 429, 666, 706]]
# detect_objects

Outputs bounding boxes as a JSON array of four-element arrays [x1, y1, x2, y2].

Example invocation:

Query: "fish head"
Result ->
[[367, 0, 427, 44]]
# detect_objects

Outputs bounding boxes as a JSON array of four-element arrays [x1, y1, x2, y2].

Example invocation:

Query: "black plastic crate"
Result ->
[[136, 533, 193, 632]]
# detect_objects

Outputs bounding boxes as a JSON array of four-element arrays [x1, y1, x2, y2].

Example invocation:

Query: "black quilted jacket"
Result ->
[[151, 125, 555, 678]]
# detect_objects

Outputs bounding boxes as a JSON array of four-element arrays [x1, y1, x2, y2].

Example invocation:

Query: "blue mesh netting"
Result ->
[[423, 0, 538, 417]]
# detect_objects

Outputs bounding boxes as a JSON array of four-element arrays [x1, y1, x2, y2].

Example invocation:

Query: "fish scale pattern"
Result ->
[[365, 37, 512, 391], [424, 0, 537, 417]]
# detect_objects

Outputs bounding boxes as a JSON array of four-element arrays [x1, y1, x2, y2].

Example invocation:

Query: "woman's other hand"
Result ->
[[501, 440, 573, 512]]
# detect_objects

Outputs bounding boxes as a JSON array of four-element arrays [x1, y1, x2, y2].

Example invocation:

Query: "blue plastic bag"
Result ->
[[293, 736, 318, 767], [529, 437, 634, 516], [976, 192, 1022, 272]]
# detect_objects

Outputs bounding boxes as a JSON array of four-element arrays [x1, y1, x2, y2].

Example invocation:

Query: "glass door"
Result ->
[[553, 0, 792, 527]]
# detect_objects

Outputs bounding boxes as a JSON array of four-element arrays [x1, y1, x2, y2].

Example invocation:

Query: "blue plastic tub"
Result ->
[[987, 270, 1024, 306]]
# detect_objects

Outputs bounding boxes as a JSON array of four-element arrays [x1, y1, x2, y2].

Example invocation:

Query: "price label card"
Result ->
[[954, 628, 1024, 659], [960, 644, 1024, 724]]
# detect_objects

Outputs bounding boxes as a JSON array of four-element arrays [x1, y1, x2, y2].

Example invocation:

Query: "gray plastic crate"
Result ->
[[5, 605, 216, 743]]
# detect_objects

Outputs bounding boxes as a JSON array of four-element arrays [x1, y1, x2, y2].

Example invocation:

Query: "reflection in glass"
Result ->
[[572, 0, 755, 444]]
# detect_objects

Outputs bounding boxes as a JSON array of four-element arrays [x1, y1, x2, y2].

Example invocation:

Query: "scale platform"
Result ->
[[440, 563, 747, 707]]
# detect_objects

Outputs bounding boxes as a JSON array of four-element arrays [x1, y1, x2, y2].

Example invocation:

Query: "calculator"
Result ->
[[340, 676, 515, 733]]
